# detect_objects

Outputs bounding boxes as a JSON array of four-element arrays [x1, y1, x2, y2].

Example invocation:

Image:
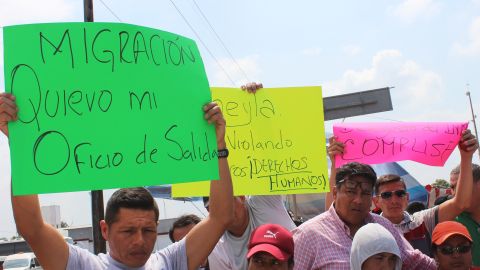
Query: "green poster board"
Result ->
[[3, 22, 219, 195]]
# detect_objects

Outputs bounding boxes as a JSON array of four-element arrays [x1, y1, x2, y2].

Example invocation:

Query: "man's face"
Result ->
[[450, 173, 459, 195], [100, 208, 158, 268], [247, 252, 290, 270], [333, 176, 373, 229], [435, 235, 472, 270], [172, 223, 196, 242], [373, 181, 408, 223]]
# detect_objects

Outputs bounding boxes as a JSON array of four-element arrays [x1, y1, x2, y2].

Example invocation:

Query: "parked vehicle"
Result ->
[[2, 253, 41, 270]]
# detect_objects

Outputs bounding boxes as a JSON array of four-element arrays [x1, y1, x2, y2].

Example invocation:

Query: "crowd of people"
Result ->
[[0, 82, 479, 270]]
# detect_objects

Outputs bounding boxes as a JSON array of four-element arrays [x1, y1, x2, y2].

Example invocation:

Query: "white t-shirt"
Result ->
[[67, 238, 188, 270], [208, 195, 296, 270]]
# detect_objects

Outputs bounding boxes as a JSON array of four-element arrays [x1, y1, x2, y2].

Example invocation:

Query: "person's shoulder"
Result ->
[[294, 212, 330, 233], [67, 244, 108, 269], [154, 239, 186, 256], [371, 213, 396, 229], [68, 244, 100, 259], [247, 195, 282, 205], [150, 239, 188, 268]]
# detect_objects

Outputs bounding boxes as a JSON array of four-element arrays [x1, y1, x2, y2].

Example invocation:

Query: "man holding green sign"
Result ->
[[0, 94, 234, 270], [1, 21, 237, 270]]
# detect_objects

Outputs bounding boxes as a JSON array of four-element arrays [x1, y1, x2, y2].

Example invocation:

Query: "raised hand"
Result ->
[[0, 93, 18, 137], [241, 82, 263, 94], [458, 129, 478, 157], [203, 102, 226, 149]]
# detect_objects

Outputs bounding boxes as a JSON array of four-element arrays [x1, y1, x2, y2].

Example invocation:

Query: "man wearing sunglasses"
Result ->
[[431, 221, 475, 270], [372, 129, 478, 257], [456, 163, 480, 267]]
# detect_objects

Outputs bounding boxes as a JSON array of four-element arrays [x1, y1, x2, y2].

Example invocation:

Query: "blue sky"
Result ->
[[1, 0, 480, 239]]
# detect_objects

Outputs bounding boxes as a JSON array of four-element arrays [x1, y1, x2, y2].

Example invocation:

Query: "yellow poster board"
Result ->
[[172, 86, 329, 196]]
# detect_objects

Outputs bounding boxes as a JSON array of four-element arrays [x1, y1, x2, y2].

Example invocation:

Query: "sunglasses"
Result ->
[[378, 190, 407, 199], [438, 244, 472, 255]]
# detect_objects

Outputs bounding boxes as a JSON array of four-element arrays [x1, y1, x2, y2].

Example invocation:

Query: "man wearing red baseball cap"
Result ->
[[431, 221, 478, 270], [246, 224, 294, 270]]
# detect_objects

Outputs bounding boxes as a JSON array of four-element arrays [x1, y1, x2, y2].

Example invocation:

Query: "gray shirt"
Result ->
[[67, 238, 188, 270], [208, 195, 296, 270]]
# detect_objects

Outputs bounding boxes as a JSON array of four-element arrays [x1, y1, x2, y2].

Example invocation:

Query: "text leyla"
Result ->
[[31, 125, 218, 176]]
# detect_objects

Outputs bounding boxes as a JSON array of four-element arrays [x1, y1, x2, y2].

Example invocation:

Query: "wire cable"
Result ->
[[190, 0, 251, 82], [95, 0, 236, 85], [168, 0, 237, 86], [98, 0, 123, 22], [190, 200, 207, 218]]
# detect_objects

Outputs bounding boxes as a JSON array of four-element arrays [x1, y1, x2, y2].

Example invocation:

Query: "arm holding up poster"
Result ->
[[185, 102, 234, 270], [436, 129, 478, 222], [1, 93, 69, 269], [2, 96, 234, 270], [324, 136, 344, 210]]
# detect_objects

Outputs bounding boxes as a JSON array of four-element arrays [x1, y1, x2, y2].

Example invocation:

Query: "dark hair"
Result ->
[[105, 187, 159, 226], [168, 214, 202, 242], [374, 174, 406, 195], [406, 201, 426, 215], [473, 163, 480, 183], [450, 165, 461, 176], [335, 162, 377, 188], [434, 195, 452, 206], [203, 196, 210, 210]]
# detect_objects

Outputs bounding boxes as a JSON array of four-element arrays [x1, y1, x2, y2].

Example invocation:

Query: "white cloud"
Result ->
[[0, 0, 75, 27], [207, 55, 262, 87], [453, 17, 480, 56], [342, 45, 361, 56], [301, 47, 322, 56], [323, 49, 444, 110], [389, 0, 442, 23]]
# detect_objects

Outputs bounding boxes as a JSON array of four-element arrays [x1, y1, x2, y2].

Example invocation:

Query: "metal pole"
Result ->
[[84, 0, 107, 255], [84, 0, 94, 22], [466, 87, 480, 159]]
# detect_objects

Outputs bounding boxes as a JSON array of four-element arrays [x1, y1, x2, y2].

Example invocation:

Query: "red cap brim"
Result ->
[[247, 243, 291, 261]]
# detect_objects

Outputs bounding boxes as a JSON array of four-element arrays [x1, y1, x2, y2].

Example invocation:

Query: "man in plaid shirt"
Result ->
[[293, 162, 436, 270]]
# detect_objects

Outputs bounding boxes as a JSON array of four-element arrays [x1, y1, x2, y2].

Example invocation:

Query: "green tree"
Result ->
[[432, 178, 450, 189]]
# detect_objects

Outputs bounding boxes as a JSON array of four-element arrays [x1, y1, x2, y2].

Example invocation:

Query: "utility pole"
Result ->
[[84, 0, 107, 254], [466, 85, 480, 159]]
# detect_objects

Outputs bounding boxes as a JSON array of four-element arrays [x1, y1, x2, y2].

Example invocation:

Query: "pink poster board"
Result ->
[[333, 122, 468, 167]]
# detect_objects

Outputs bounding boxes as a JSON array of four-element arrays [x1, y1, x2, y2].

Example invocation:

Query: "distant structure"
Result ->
[[41, 205, 61, 228]]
